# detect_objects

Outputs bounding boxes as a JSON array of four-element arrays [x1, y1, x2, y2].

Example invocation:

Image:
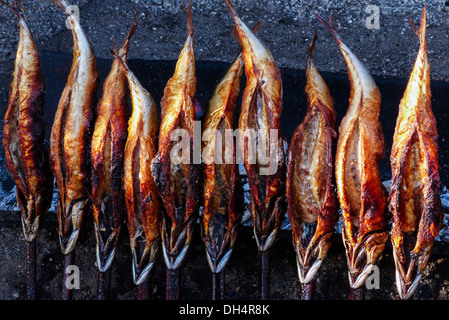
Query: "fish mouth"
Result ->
[[131, 240, 160, 286], [60, 229, 80, 255], [392, 247, 427, 300], [395, 269, 422, 300], [96, 244, 116, 273], [94, 225, 121, 273], [21, 216, 40, 243], [348, 263, 376, 290], [296, 258, 322, 285], [205, 248, 234, 274]]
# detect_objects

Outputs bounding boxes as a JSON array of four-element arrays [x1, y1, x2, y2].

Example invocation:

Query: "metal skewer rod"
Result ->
[[26, 240, 36, 300], [260, 250, 270, 300], [300, 279, 316, 300], [61, 251, 75, 300], [166, 268, 181, 300], [212, 271, 225, 300]]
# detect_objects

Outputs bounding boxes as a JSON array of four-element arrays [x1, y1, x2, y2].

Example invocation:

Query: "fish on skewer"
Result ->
[[201, 48, 244, 299], [225, 0, 287, 300], [49, 0, 99, 256], [389, 7, 443, 300], [201, 22, 261, 300], [201, 54, 243, 273], [286, 29, 337, 292], [316, 14, 388, 291], [1, 0, 53, 247], [1, 0, 53, 300], [111, 41, 161, 289], [151, 2, 200, 300], [91, 16, 137, 278]]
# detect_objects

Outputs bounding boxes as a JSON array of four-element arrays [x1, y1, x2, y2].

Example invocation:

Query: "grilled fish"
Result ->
[[111, 43, 161, 286], [91, 17, 137, 273], [49, 0, 99, 255], [389, 7, 443, 300], [151, 3, 200, 271], [316, 14, 388, 289], [201, 52, 244, 274], [1, 0, 53, 243], [225, 0, 286, 253], [286, 29, 337, 285]]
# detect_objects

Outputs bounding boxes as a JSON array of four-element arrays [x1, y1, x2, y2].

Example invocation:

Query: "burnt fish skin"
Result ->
[[316, 13, 388, 289], [1, 0, 53, 243], [91, 17, 137, 273], [286, 29, 337, 285], [49, 0, 99, 255], [151, 3, 200, 271], [225, 0, 287, 254], [389, 7, 443, 300]]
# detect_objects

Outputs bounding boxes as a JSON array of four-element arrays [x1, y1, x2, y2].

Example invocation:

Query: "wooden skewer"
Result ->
[[166, 268, 181, 300], [260, 250, 270, 300], [26, 240, 37, 300], [137, 278, 150, 300], [97, 269, 111, 300], [212, 272, 225, 300], [61, 251, 75, 300], [300, 280, 316, 300], [351, 287, 364, 300]]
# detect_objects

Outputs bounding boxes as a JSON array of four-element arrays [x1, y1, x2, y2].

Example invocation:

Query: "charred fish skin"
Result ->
[[49, 0, 99, 255], [286, 29, 337, 285], [201, 51, 244, 274], [151, 3, 200, 271], [316, 14, 388, 289], [112, 42, 161, 286], [389, 7, 443, 300], [1, 0, 53, 243], [90, 18, 137, 273], [225, 0, 286, 253]]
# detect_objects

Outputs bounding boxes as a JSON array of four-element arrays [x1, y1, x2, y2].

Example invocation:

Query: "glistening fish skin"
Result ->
[[316, 14, 388, 289], [389, 7, 443, 300], [286, 30, 337, 285], [113, 42, 161, 286], [49, 0, 99, 255], [2, 0, 53, 243], [201, 52, 244, 274], [90, 18, 137, 273], [226, 0, 286, 252], [151, 3, 200, 271]]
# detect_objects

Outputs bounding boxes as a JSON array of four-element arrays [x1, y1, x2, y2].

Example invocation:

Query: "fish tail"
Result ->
[[118, 10, 139, 59]]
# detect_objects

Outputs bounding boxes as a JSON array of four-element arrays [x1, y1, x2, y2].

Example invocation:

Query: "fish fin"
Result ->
[[50, 0, 71, 13], [314, 12, 344, 46], [182, 1, 194, 38], [118, 9, 139, 59], [307, 26, 318, 64], [0, 0, 24, 19], [407, 5, 426, 45]]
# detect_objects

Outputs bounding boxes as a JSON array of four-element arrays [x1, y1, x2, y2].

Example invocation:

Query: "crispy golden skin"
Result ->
[[389, 7, 443, 300], [2, 1, 53, 243], [112, 42, 161, 285], [286, 30, 337, 284], [201, 52, 244, 274], [90, 19, 137, 273], [151, 4, 199, 270], [49, 0, 99, 255], [317, 15, 388, 289], [226, 0, 286, 252]]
